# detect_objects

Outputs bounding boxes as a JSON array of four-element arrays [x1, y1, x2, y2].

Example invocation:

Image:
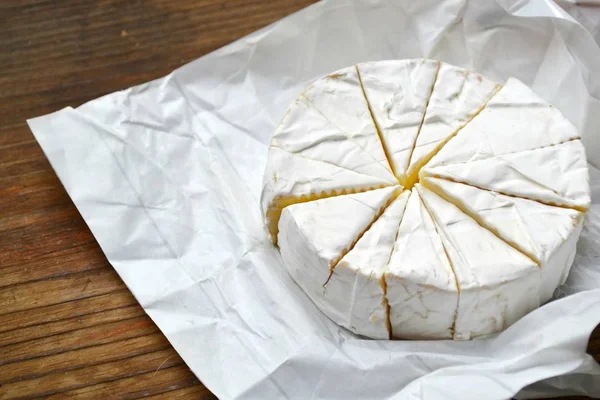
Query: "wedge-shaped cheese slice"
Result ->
[[262, 68, 397, 242], [423, 177, 584, 303], [357, 59, 439, 185], [405, 63, 500, 184], [322, 191, 410, 339], [416, 185, 540, 340], [386, 189, 458, 340], [421, 140, 591, 211], [427, 77, 580, 168], [278, 186, 400, 328]]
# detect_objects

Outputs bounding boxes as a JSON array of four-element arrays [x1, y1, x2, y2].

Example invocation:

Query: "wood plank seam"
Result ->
[[0, 316, 157, 365], [0, 304, 142, 346], [0, 343, 174, 385], [0, 243, 103, 273], [33, 363, 189, 399], [0, 296, 135, 334], [0, 272, 120, 315]]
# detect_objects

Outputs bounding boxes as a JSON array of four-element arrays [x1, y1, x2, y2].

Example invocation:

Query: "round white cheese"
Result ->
[[262, 59, 590, 340]]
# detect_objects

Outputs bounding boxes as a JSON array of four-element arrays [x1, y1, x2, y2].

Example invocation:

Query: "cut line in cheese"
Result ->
[[416, 184, 540, 340], [421, 140, 591, 212], [324, 187, 404, 285], [403, 65, 502, 188], [263, 59, 590, 340], [357, 66, 399, 180], [277, 186, 400, 335], [264, 179, 392, 245], [357, 59, 440, 187], [385, 189, 459, 339], [323, 191, 410, 339], [401, 64, 441, 190], [261, 66, 398, 244], [422, 177, 583, 303], [426, 77, 581, 169]]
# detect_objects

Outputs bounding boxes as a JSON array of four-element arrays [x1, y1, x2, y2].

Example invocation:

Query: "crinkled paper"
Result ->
[[27, 0, 600, 398]]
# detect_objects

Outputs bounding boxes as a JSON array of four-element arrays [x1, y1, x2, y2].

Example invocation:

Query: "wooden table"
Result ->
[[0, 1, 598, 398]]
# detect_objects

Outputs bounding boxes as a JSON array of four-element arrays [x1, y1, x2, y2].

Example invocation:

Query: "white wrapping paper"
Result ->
[[27, 0, 600, 398], [556, 0, 600, 45]]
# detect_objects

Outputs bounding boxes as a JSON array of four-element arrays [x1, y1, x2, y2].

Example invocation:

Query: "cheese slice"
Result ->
[[421, 140, 591, 211], [357, 59, 440, 185], [261, 67, 397, 243], [427, 77, 580, 168], [405, 63, 501, 184], [423, 177, 584, 303], [416, 185, 540, 340], [322, 191, 410, 339], [386, 189, 458, 340], [277, 186, 400, 328]]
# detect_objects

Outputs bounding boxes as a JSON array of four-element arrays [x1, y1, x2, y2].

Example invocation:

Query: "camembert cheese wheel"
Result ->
[[261, 59, 591, 340]]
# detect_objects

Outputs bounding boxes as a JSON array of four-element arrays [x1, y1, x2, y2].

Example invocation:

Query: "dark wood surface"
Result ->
[[0, 1, 598, 399]]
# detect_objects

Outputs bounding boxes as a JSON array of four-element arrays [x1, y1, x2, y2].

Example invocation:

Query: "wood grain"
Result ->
[[0, 1, 315, 398], [0, 0, 597, 399]]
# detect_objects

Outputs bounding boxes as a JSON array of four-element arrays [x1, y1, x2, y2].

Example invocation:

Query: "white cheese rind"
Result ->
[[416, 185, 540, 340], [550, 218, 584, 290], [386, 189, 458, 340], [261, 67, 397, 241], [406, 63, 500, 179], [323, 191, 410, 339], [423, 177, 583, 303], [262, 145, 394, 211], [427, 77, 581, 168], [277, 186, 399, 332], [358, 59, 440, 182], [421, 140, 591, 211], [265, 61, 590, 341]]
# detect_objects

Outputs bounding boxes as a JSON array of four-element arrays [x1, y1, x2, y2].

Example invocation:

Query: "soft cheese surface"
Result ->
[[405, 62, 500, 183], [423, 177, 583, 303], [422, 140, 591, 211], [358, 59, 439, 185], [323, 191, 410, 339], [417, 185, 540, 340], [426, 78, 581, 167], [278, 186, 399, 333], [263, 60, 590, 340], [386, 189, 458, 339], [261, 66, 397, 243]]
